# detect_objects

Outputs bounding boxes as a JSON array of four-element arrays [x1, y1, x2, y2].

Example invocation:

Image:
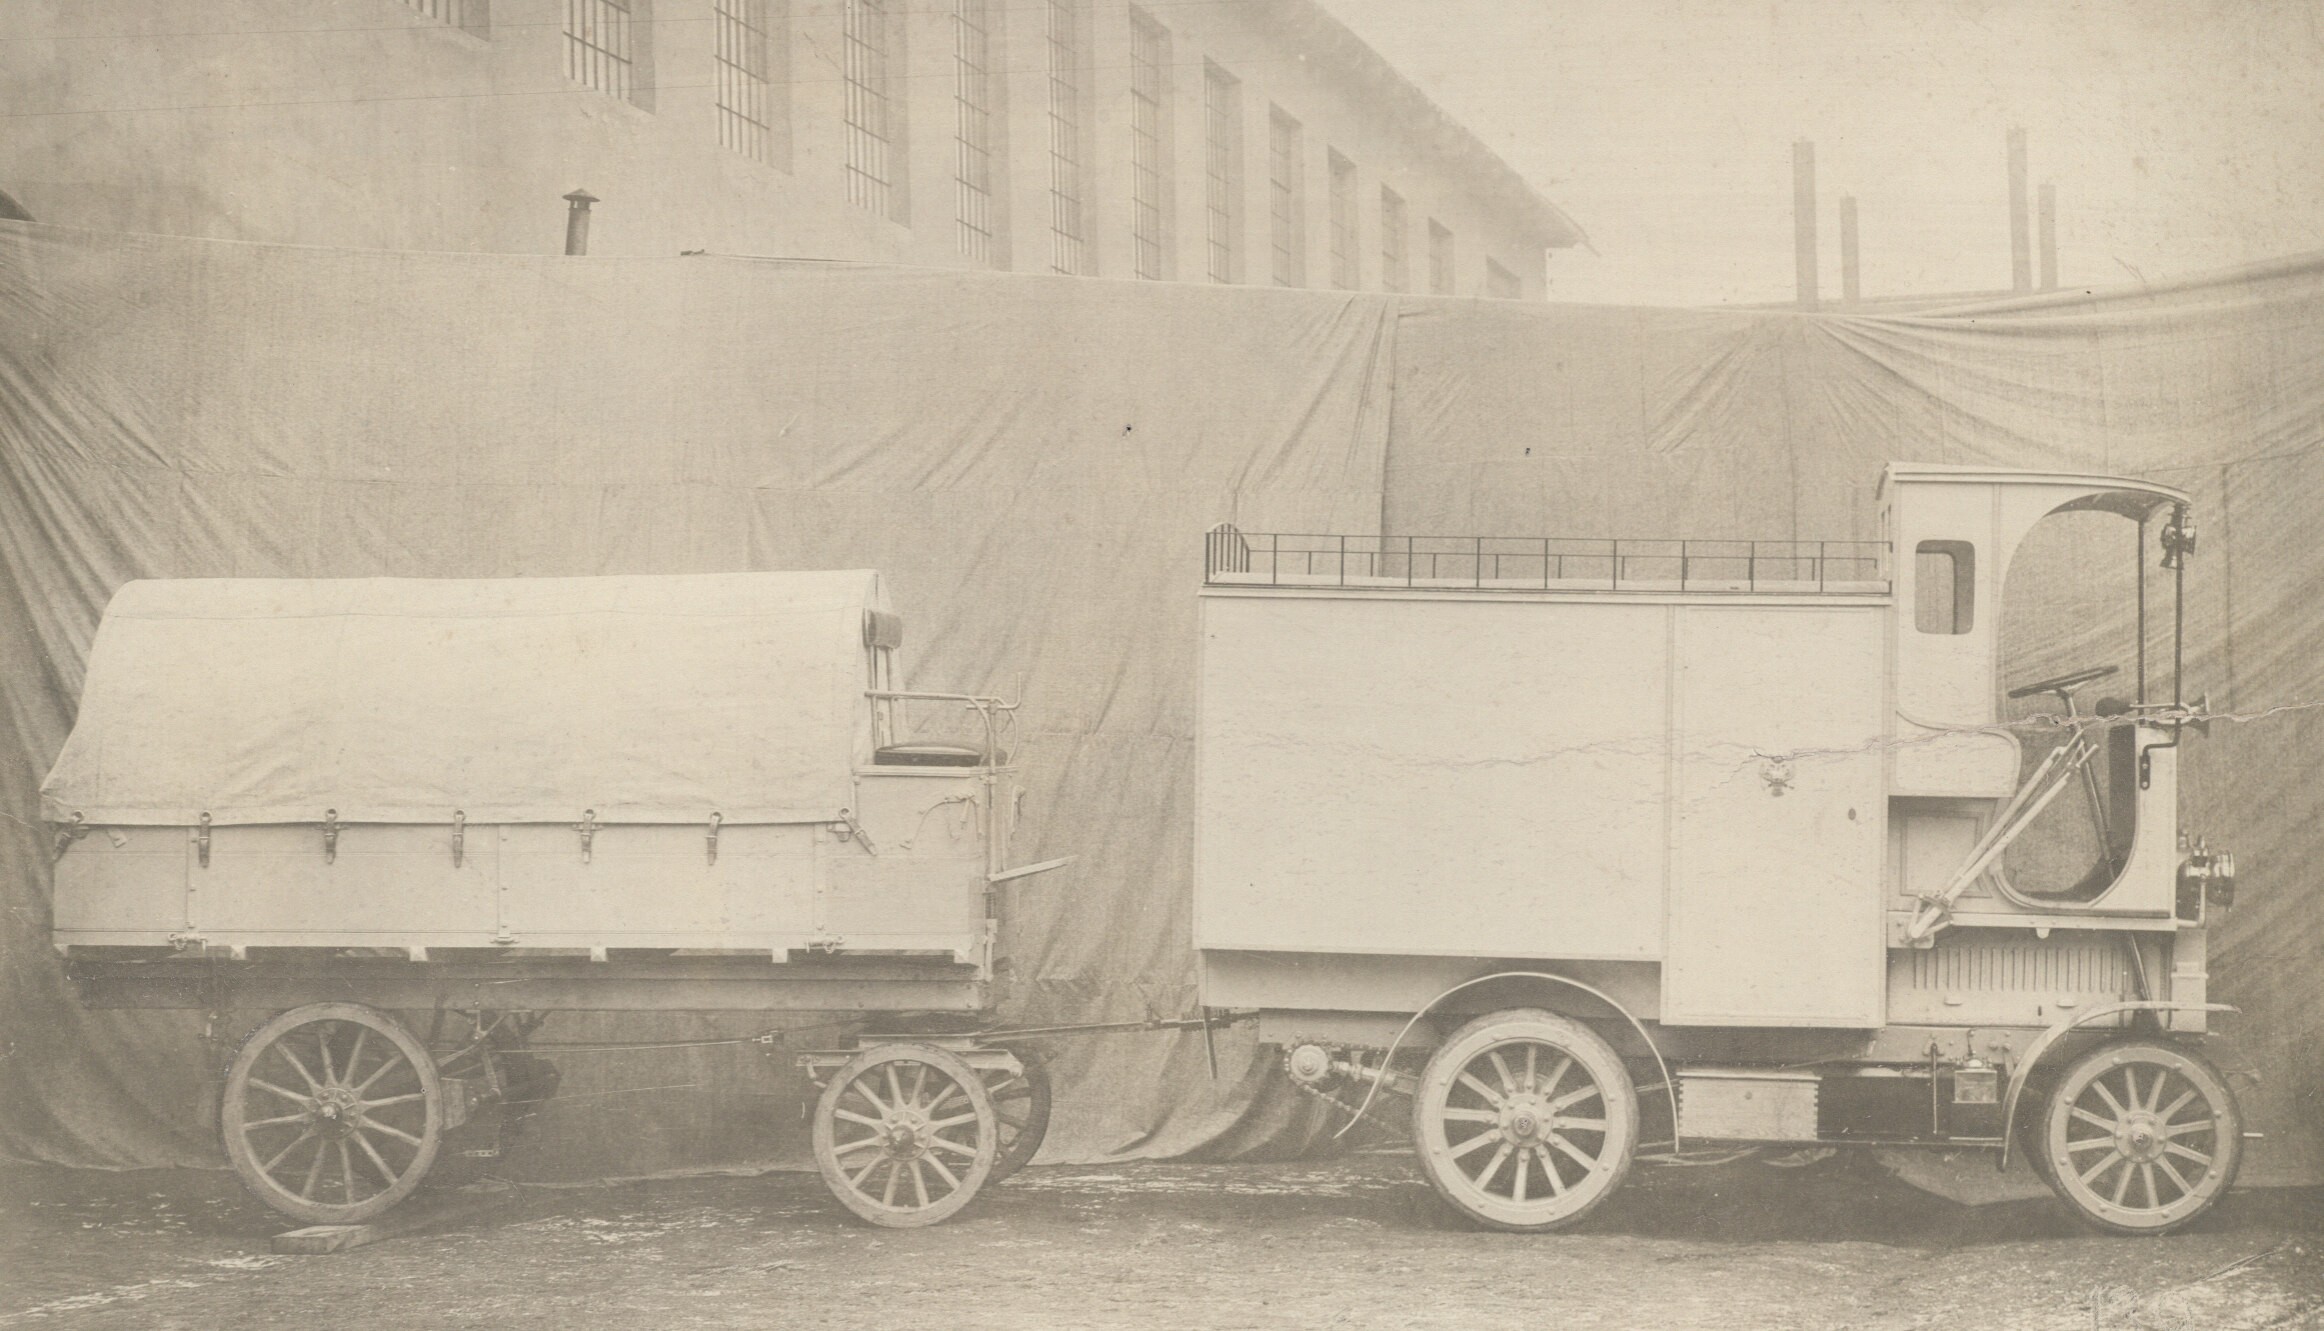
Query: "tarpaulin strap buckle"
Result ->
[[575, 809, 597, 863], [321, 809, 340, 865]]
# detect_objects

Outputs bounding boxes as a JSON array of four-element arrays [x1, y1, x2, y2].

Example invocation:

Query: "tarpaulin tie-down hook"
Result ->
[[52, 812, 88, 862]]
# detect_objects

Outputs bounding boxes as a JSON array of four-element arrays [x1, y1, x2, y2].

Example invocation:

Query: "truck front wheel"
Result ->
[[2039, 1039, 2241, 1235], [1411, 1008, 1638, 1232]]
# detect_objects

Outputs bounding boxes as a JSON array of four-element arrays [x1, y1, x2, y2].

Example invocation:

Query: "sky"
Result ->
[[1320, 0, 2324, 306]]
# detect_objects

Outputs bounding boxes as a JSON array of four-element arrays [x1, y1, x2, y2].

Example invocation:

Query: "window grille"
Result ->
[[1380, 186, 1407, 293], [1428, 219, 1454, 295], [1327, 151, 1357, 290], [1486, 258, 1521, 300], [715, 0, 775, 164], [403, 0, 472, 27], [1129, 11, 1168, 280], [844, 0, 894, 217], [1268, 109, 1303, 286], [565, 0, 633, 101], [1203, 63, 1238, 283], [954, 0, 995, 261], [1045, 0, 1086, 274]]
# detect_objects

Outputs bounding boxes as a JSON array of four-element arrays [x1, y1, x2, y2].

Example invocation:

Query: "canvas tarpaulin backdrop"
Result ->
[[0, 222, 2317, 1187]]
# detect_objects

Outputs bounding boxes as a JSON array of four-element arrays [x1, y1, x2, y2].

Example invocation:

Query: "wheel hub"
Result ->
[[1500, 1093, 1556, 1146], [313, 1085, 363, 1135], [2115, 1112, 2165, 1163], [882, 1110, 930, 1157]]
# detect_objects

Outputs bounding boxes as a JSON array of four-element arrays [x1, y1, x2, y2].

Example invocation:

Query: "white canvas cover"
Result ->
[[40, 571, 885, 826]]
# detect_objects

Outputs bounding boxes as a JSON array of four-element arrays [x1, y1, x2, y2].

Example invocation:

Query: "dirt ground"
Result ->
[[2, 1153, 2319, 1331]]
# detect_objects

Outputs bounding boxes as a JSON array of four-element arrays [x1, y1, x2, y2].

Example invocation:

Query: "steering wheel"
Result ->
[[2006, 664, 2118, 700]]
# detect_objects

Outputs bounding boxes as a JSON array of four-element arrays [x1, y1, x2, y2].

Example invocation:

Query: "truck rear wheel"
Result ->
[[2040, 1039, 2240, 1235], [1411, 1008, 1638, 1232], [811, 1043, 997, 1227]]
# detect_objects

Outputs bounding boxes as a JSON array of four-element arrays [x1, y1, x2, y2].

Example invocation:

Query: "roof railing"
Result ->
[[1203, 527, 1890, 595]]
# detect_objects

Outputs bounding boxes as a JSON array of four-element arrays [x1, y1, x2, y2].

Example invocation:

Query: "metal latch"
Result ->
[[52, 813, 88, 862], [832, 809, 877, 854], [321, 809, 340, 865], [706, 812, 722, 866], [194, 812, 211, 869], [451, 810, 466, 869], [575, 809, 597, 863]]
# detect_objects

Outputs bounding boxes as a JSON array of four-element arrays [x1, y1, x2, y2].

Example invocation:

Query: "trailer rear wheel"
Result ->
[[1412, 1008, 1638, 1232], [2040, 1040, 2240, 1235], [812, 1043, 997, 1227], [220, 1003, 445, 1224], [985, 1053, 1052, 1182]]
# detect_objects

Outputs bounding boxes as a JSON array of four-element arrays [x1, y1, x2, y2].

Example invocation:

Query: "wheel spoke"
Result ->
[[1523, 1046, 1538, 1095], [2062, 1136, 2114, 1155], [833, 1108, 886, 1130], [2117, 1067, 2139, 1116], [880, 1160, 902, 1207], [928, 1135, 980, 1160], [1540, 1148, 1568, 1196], [2090, 1078, 2128, 1119], [2070, 1106, 2116, 1133], [248, 1077, 314, 1108], [1538, 1055, 1572, 1104], [2164, 1142, 2212, 1168], [2140, 1162, 2160, 1210], [367, 1120, 425, 1147], [342, 1026, 369, 1091], [1556, 1116, 1609, 1134], [1548, 1083, 1602, 1113], [316, 1028, 337, 1086], [2144, 1068, 2172, 1113], [908, 1062, 929, 1111], [2110, 1155, 2135, 1205], [1456, 1071, 1505, 1109], [1469, 1140, 1514, 1190], [928, 1111, 980, 1131], [926, 1085, 964, 1116], [924, 1151, 962, 1190], [847, 1154, 885, 1188], [2078, 1149, 2125, 1187], [1441, 1107, 1499, 1124], [1512, 1147, 1530, 1204], [274, 1042, 323, 1093], [352, 1050, 402, 1096], [261, 1126, 319, 1173], [1446, 1128, 1502, 1161], [2164, 1118, 2216, 1139], [300, 1135, 328, 1198], [1546, 1131, 1598, 1172], [832, 1136, 884, 1157], [848, 1080, 891, 1117], [241, 1112, 310, 1131], [884, 1066, 905, 1118], [2155, 1089, 2198, 1125], [339, 1140, 357, 1202], [909, 1158, 930, 1208], [1486, 1051, 1518, 1096], [362, 1092, 426, 1110], [353, 1129, 400, 1185], [2154, 1154, 2195, 1198]]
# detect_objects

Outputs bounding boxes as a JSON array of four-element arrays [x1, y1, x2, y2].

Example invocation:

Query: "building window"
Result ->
[[1327, 151, 1357, 290], [954, 0, 996, 262], [843, 0, 898, 218], [1203, 63, 1240, 283], [565, 0, 643, 104], [1045, 0, 1087, 274], [714, 0, 776, 165], [405, 0, 485, 31], [1486, 258, 1520, 300], [1128, 10, 1170, 280], [1268, 108, 1303, 287], [1428, 219, 1454, 295], [1379, 187, 1407, 293]]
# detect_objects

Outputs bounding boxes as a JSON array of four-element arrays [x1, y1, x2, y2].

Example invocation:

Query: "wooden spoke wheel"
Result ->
[[1412, 1009, 1638, 1232], [2041, 1040, 2241, 1235], [220, 1003, 444, 1224], [812, 1043, 997, 1228], [985, 1053, 1053, 1183]]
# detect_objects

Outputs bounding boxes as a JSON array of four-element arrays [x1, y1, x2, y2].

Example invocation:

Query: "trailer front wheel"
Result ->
[[2040, 1040, 2241, 1235], [812, 1043, 997, 1227], [1412, 1008, 1638, 1232]]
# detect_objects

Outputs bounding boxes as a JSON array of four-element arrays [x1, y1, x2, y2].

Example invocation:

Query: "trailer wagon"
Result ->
[[44, 571, 1067, 1228], [1196, 464, 2246, 1234]]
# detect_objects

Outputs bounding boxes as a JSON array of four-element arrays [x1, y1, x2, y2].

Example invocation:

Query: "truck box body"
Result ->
[[1195, 586, 1890, 1027]]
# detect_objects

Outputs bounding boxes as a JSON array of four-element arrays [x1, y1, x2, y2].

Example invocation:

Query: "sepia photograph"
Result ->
[[0, 2, 2319, 1327]]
